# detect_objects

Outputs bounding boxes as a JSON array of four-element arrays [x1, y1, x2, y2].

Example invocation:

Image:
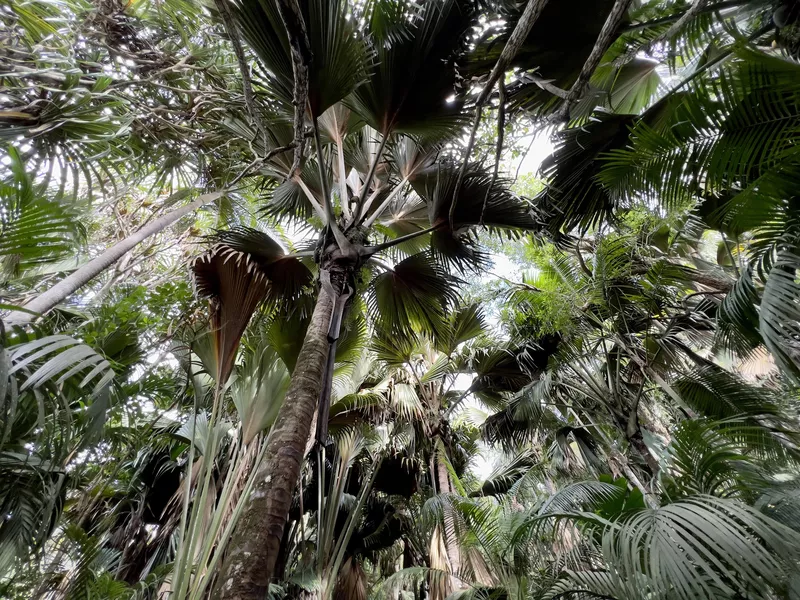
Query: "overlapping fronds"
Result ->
[[599, 49, 800, 210], [348, 0, 476, 137], [232, 0, 371, 117], [0, 452, 66, 577], [434, 303, 487, 356], [0, 147, 82, 277], [6, 334, 115, 395], [547, 496, 800, 600], [230, 342, 290, 445], [672, 364, 781, 420], [413, 162, 537, 233]]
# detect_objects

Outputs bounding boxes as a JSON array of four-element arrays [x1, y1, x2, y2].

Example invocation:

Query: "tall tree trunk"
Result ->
[[435, 452, 463, 594], [218, 284, 335, 600], [4, 193, 219, 325]]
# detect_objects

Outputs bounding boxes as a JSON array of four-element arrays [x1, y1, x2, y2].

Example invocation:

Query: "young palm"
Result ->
[[483, 216, 800, 509]]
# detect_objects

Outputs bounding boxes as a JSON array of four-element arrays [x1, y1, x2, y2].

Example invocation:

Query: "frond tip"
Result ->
[[548, 495, 800, 600]]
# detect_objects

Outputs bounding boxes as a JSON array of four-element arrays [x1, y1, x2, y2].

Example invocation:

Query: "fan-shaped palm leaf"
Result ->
[[367, 252, 459, 340], [232, 0, 371, 118], [230, 343, 291, 445], [348, 0, 476, 137], [192, 227, 312, 382]]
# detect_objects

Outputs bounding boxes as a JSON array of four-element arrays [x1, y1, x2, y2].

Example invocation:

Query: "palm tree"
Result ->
[[1, 0, 253, 325], [183, 0, 800, 592], [518, 4, 800, 381], [184, 1, 550, 594], [6, 0, 800, 598], [486, 211, 800, 504]]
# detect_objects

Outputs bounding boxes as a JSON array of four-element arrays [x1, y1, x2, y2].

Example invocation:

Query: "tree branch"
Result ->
[[449, 0, 552, 229], [213, 0, 270, 143], [5, 192, 221, 325], [274, 0, 313, 178], [520, 72, 569, 99], [480, 78, 506, 226], [551, 0, 634, 123], [575, 246, 593, 278], [361, 223, 443, 257], [228, 142, 298, 186], [642, 0, 709, 55]]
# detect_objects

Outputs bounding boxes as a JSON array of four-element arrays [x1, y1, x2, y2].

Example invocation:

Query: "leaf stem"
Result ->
[[313, 116, 350, 251], [362, 223, 443, 257], [449, 0, 552, 228], [357, 132, 389, 216]]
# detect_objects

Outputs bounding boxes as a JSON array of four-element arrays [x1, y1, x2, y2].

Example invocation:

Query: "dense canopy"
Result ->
[[2, 0, 800, 599]]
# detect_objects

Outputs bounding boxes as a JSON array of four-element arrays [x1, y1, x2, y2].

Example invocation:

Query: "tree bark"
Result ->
[[218, 284, 334, 600], [4, 193, 219, 325]]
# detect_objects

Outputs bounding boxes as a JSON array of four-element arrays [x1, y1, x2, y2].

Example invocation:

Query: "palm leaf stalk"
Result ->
[[550, 0, 635, 122], [449, 0, 552, 229]]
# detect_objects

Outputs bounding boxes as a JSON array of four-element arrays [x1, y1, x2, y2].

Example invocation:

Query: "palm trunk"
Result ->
[[4, 193, 219, 325], [435, 454, 462, 594], [218, 284, 335, 600]]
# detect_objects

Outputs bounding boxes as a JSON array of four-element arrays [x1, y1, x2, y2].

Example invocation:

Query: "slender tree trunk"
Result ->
[[628, 429, 661, 477], [4, 193, 219, 325], [626, 404, 661, 477], [435, 453, 462, 594], [218, 284, 335, 600]]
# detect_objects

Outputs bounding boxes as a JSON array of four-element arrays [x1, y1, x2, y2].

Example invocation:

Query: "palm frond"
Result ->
[[7, 334, 115, 395], [672, 364, 781, 420], [232, 0, 371, 117], [473, 450, 539, 498], [367, 252, 460, 340], [758, 250, 800, 381], [0, 147, 82, 277], [0, 451, 66, 577], [192, 227, 312, 382], [435, 303, 487, 356], [229, 342, 290, 445], [599, 49, 800, 210], [348, 0, 476, 137], [715, 266, 763, 357], [560, 495, 800, 600]]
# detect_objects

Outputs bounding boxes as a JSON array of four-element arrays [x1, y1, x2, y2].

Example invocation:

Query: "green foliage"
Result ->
[[0, 147, 82, 278], [3, 1, 800, 599]]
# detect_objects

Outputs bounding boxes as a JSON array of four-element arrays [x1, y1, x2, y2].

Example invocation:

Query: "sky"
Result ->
[[516, 130, 555, 179]]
